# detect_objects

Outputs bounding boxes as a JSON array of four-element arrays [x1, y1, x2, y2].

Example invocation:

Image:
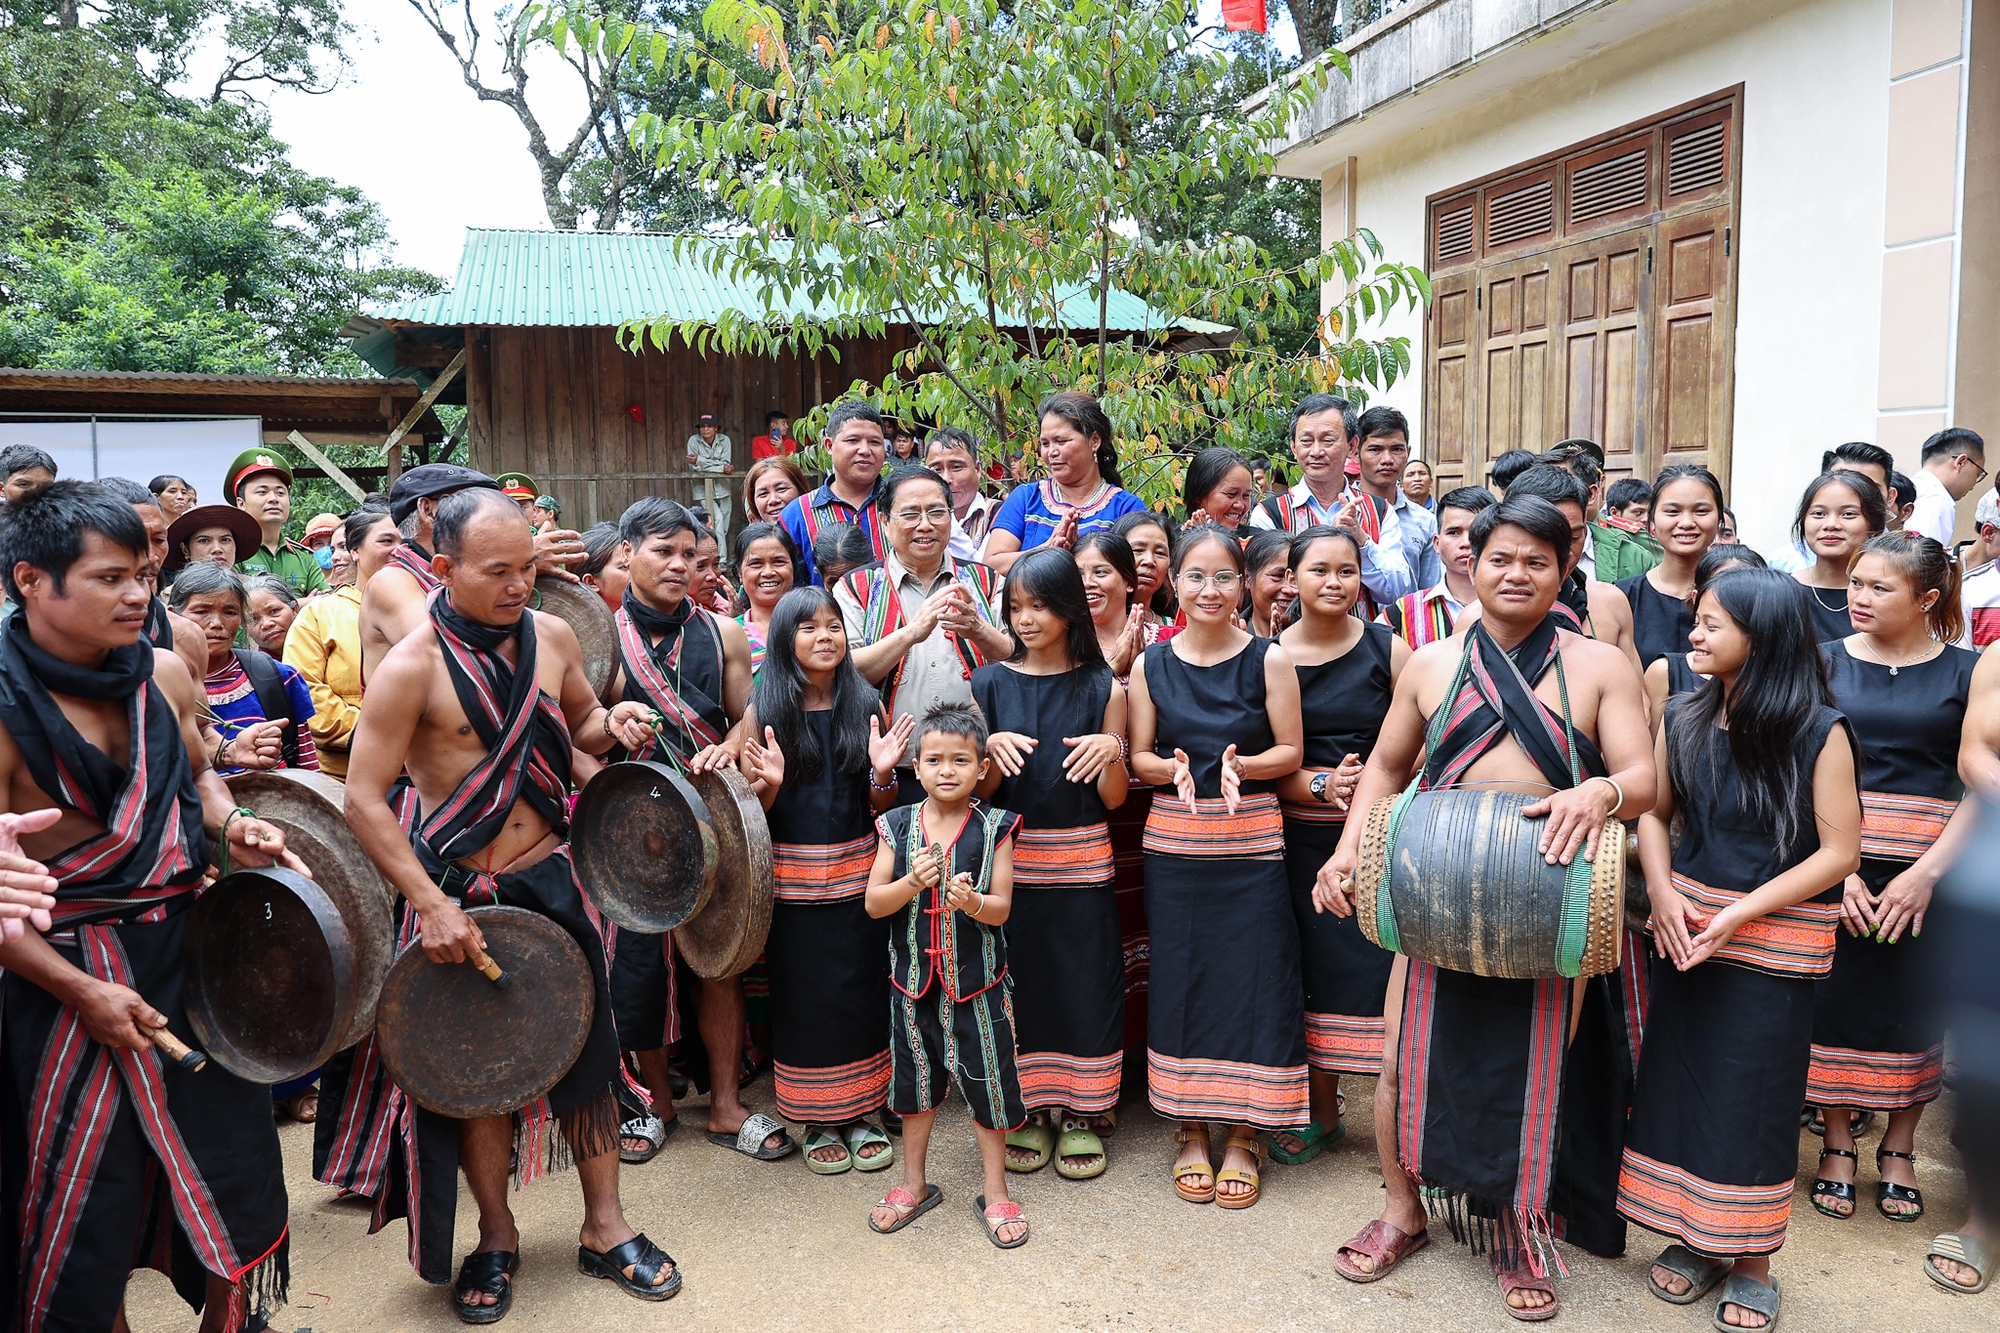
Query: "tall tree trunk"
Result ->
[[1282, 0, 1341, 60]]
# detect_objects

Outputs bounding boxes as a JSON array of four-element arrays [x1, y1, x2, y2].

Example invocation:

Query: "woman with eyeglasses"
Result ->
[[1126, 523, 1304, 1210]]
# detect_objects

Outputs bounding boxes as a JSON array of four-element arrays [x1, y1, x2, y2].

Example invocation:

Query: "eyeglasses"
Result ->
[[1957, 453, 1989, 484], [1177, 571, 1241, 591], [893, 506, 952, 525]]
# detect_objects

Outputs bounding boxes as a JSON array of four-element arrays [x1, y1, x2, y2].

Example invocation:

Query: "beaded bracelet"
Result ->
[[1117, 734, 1131, 769], [868, 767, 898, 792]]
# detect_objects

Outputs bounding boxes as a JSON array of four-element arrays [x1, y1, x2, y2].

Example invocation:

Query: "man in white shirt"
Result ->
[[685, 412, 736, 546], [1959, 488, 2000, 649], [1249, 395, 1435, 607], [1909, 426, 1987, 545], [923, 427, 999, 562]]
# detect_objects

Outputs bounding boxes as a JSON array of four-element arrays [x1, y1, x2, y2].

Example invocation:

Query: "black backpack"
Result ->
[[233, 647, 302, 769]]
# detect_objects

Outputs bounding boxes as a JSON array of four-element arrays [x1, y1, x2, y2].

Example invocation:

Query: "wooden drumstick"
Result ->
[[468, 945, 512, 989], [142, 1024, 209, 1072]]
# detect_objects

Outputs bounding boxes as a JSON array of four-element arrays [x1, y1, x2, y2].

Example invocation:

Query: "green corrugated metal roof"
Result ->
[[369, 228, 1228, 335]]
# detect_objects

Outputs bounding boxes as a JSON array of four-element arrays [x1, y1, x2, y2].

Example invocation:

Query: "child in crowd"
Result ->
[[864, 703, 1029, 1247]]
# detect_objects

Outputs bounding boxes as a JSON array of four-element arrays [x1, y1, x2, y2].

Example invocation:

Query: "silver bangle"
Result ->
[[1585, 774, 1625, 815]]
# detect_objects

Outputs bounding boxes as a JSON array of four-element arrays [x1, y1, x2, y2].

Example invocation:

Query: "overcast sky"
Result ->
[[248, 0, 1295, 283]]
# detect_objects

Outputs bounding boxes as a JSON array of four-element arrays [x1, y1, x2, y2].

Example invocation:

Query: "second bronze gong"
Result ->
[[533, 576, 618, 705], [570, 761, 717, 933]]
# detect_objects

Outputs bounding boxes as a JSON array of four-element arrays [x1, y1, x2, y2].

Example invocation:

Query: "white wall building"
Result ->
[[1262, 0, 1994, 549]]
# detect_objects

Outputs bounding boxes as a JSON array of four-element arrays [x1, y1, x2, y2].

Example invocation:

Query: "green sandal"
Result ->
[[848, 1120, 896, 1172], [1053, 1117, 1107, 1180], [801, 1126, 852, 1175], [1269, 1118, 1342, 1165], [1004, 1112, 1054, 1173]]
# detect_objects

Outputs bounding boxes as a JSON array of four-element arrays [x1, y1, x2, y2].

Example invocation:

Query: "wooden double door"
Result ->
[[1425, 205, 1734, 494]]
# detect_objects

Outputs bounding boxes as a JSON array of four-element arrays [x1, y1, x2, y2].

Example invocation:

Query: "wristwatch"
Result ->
[[1310, 772, 1333, 804]]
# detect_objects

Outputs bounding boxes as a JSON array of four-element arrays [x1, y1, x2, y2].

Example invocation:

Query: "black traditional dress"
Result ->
[[1661, 652, 1704, 698], [1809, 643, 1976, 1110], [1618, 703, 1855, 1258], [1390, 617, 1625, 1269], [1615, 572, 1694, 670], [763, 711, 892, 1123], [1800, 584, 1853, 642], [0, 613, 289, 1333], [1283, 622, 1396, 1074], [972, 661, 1123, 1113], [1140, 636, 1307, 1128]]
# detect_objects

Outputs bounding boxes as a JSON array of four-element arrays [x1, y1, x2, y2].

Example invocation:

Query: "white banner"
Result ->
[[2, 418, 263, 502]]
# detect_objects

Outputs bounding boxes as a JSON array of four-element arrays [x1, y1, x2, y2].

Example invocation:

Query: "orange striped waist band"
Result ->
[[1143, 793, 1283, 859], [1012, 824, 1114, 885], [1858, 790, 1955, 863], [1671, 873, 1837, 978], [1279, 800, 1348, 826], [772, 835, 878, 903]]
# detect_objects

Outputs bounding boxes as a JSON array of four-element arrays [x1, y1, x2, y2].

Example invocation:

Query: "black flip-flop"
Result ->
[[577, 1233, 681, 1301], [453, 1249, 517, 1324]]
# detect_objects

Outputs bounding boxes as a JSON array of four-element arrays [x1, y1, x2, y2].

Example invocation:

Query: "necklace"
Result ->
[[1806, 584, 1845, 613], [1856, 635, 1938, 676]]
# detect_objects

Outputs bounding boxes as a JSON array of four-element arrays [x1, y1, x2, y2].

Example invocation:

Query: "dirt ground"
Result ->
[[125, 1076, 1987, 1333]]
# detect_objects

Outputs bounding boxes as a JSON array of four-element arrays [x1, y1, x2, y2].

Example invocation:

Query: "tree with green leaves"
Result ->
[[541, 0, 1427, 505]]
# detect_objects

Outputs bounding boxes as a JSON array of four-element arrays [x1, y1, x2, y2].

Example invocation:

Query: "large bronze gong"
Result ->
[[571, 761, 774, 979], [533, 575, 617, 705], [184, 867, 363, 1083], [675, 765, 774, 979], [374, 906, 594, 1119], [226, 769, 393, 1045], [570, 761, 717, 932]]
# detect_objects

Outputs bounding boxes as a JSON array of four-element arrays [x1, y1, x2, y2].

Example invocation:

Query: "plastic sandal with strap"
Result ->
[[1810, 1145, 1857, 1219], [1004, 1112, 1054, 1173], [1332, 1218, 1429, 1283], [801, 1126, 852, 1175], [1214, 1134, 1265, 1211], [1875, 1146, 1923, 1222], [619, 1114, 669, 1166], [1925, 1231, 1992, 1294], [452, 1250, 517, 1325], [1498, 1260, 1560, 1323], [577, 1233, 681, 1302], [847, 1120, 896, 1173], [1711, 1273, 1778, 1333], [1172, 1126, 1215, 1204], [1647, 1244, 1730, 1305], [1270, 1117, 1342, 1165], [867, 1182, 942, 1234], [974, 1193, 1030, 1249], [1053, 1116, 1106, 1180]]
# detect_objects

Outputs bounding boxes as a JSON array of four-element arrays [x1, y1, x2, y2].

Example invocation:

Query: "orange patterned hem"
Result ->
[[1017, 1049, 1123, 1112], [1013, 825, 1115, 885], [772, 835, 877, 904], [773, 1050, 891, 1122], [1805, 1043, 1944, 1110], [1616, 1148, 1791, 1256], [1146, 1048, 1307, 1128], [1305, 1011, 1384, 1074], [1672, 874, 1837, 978], [1143, 793, 1283, 859]]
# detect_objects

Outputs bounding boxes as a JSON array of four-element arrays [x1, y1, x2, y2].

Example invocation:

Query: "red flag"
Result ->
[[1222, 0, 1266, 32]]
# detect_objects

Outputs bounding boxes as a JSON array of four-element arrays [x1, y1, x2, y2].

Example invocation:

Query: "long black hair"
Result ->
[[1072, 530, 1139, 613], [1113, 508, 1179, 619], [1036, 391, 1123, 488], [1684, 542, 1767, 614], [1667, 568, 1832, 858], [1182, 447, 1251, 519], [752, 586, 877, 782], [1001, 546, 1105, 669]]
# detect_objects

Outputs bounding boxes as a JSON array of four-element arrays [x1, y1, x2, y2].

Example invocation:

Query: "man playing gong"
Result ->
[[601, 498, 788, 1163], [0, 481, 303, 1333], [1315, 494, 1655, 1321], [345, 487, 677, 1319]]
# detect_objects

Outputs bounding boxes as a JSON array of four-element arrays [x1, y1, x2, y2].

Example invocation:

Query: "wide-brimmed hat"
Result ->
[[166, 504, 263, 571]]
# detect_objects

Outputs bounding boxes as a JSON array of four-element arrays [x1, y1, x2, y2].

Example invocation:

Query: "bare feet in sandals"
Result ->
[[1216, 1134, 1260, 1204], [1335, 1195, 1429, 1277], [709, 1109, 786, 1154], [1173, 1124, 1212, 1196]]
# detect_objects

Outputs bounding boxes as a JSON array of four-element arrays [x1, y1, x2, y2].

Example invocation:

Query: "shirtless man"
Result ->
[[1316, 494, 1656, 1320], [1462, 464, 1643, 682], [345, 487, 678, 1317], [0, 480, 300, 1333], [359, 464, 586, 680]]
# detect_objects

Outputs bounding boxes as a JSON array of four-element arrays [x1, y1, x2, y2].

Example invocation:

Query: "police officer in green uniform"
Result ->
[[228, 447, 328, 595]]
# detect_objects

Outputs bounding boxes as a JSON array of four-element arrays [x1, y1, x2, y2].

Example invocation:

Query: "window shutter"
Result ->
[[1666, 120, 1728, 197], [1568, 147, 1650, 225], [1435, 203, 1476, 263], [1485, 177, 1555, 249]]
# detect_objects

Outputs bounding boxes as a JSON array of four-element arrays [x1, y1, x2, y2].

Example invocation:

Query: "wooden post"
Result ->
[[378, 348, 467, 458], [386, 441, 403, 486], [286, 431, 367, 502]]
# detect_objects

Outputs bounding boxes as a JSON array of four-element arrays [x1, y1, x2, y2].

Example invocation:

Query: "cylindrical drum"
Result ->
[[1355, 787, 1623, 979]]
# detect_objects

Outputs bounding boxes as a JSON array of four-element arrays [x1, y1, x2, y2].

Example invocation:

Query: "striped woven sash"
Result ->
[[1012, 824, 1114, 884], [1142, 792, 1283, 859], [1857, 790, 1954, 863], [771, 835, 877, 903], [1279, 799, 1347, 825], [1670, 874, 1838, 978]]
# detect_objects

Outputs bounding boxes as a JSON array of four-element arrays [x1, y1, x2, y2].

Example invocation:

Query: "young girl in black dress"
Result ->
[[1642, 544, 1768, 716], [738, 587, 914, 1174], [1127, 524, 1304, 1209], [1791, 471, 1888, 642], [1268, 527, 1408, 1166], [1616, 465, 1722, 669], [1623, 569, 1862, 1331], [973, 547, 1129, 1180], [1808, 533, 1978, 1223]]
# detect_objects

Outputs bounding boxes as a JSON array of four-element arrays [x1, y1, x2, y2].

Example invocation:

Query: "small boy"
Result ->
[[864, 703, 1029, 1248]]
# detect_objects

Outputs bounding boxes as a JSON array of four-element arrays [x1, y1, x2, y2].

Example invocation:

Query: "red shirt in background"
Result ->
[[751, 433, 800, 460]]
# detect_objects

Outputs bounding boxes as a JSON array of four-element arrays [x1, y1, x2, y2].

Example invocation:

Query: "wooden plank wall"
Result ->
[[464, 324, 918, 528]]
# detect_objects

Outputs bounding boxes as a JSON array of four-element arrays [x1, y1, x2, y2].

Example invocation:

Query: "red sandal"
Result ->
[[1497, 1260, 1559, 1322], [1331, 1219, 1429, 1283]]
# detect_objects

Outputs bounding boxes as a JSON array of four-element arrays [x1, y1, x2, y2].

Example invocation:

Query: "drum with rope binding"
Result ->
[[183, 866, 367, 1083], [570, 759, 774, 979], [1354, 785, 1624, 979], [533, 575, 617, 705], [374, 905, 595, 1119]]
